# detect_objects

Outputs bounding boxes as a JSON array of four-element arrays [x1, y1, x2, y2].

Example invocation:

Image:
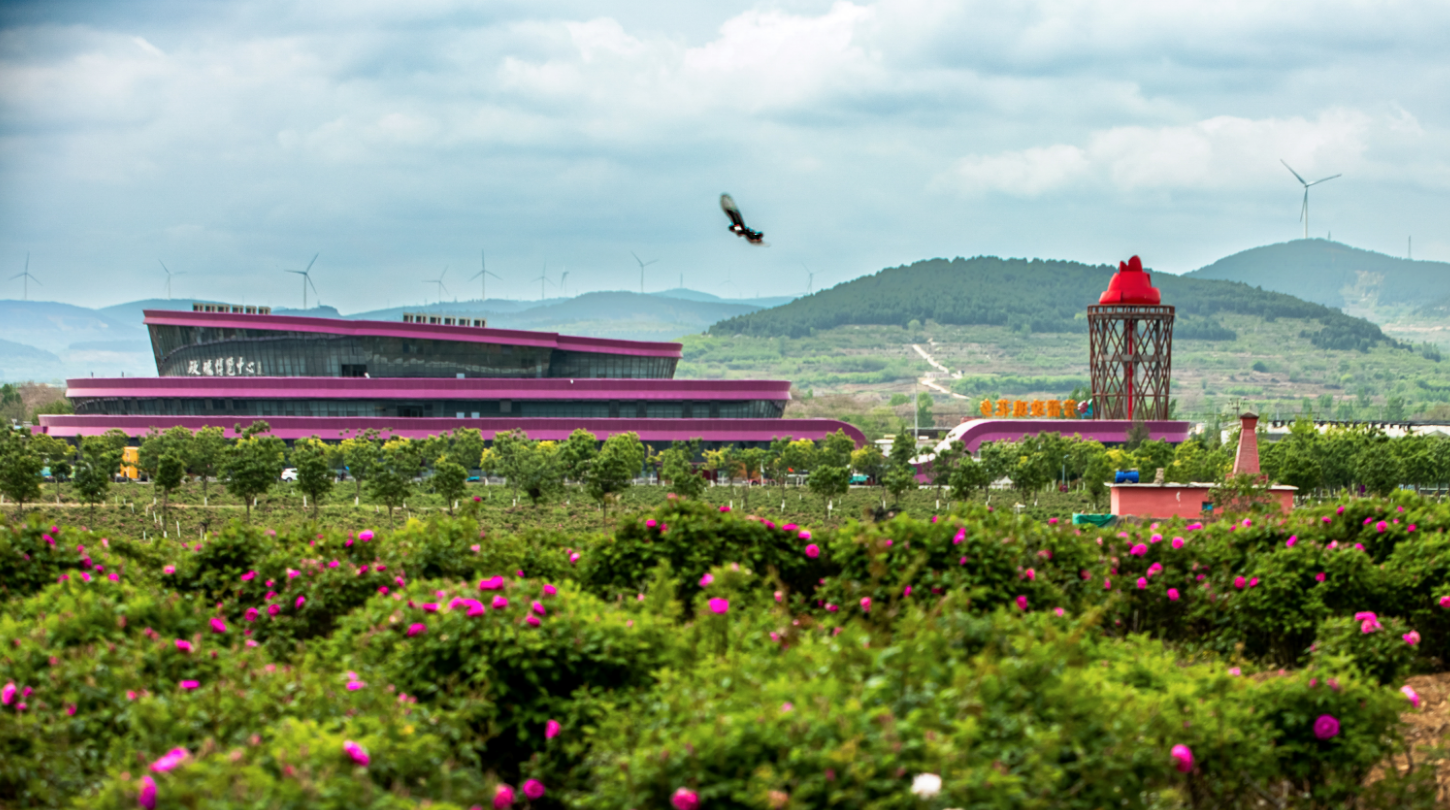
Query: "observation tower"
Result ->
[[1087, 256, 1175, 421]]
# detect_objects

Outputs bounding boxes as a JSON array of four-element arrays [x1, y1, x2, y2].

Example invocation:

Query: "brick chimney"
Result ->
[[1232, 411, 1260, 477]]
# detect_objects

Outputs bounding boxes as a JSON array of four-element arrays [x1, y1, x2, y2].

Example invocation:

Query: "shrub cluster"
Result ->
[[1, 493, 1447, 808]]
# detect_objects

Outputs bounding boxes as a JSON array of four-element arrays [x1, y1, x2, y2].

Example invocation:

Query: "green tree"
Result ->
[[445, 428, 486, 473], [850, 444, 886, 483], [882, 428, 918, 505], [781, 438, 818, 485], [556, 428, 599, 482], [1355, 435, 1402, 497], [816, 429, 856, 469], [1083, 451, 1114, 509], [732, 446, 768, 510], [766, 436, 792, 489], [807, 463, 850, 511], [491, 429, 536, 505], [0, 430, 43, 516], [929, 438, 966, 496], [221, 421, 287, 521], [432, 459, 468, 514], [368, 438, 421, 524], [916, 391, 934, 428], [586, 431, 646, 520], [659, 439, 706, 499], [155, 453, 185, 517], [73, 436, 121, 518], [190, 425, 228, 502], [947, 455, 991, 501], [29, 433, 73, 503], [291, 437, 336, 518], [339, 429, 382, 502], [1266, 416, 1323, 494]]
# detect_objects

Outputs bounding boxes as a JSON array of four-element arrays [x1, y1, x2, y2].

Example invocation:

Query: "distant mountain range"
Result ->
[[1186, 239, 1450, 322]]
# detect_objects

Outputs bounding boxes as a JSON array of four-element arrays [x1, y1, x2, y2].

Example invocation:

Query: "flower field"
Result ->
[[3, 494, 1449, 808]]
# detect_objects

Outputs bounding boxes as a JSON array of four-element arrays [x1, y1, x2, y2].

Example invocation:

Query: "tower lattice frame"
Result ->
[[1087, 304, 1175, 421]]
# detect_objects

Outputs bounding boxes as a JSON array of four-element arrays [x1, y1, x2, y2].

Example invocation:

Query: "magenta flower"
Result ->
[[138, 775, 157, 810], [1129, 544, 1148, 557], [542, 584, 557, 597], [1, 682, 14, 706], [421, 602, 439, 613], [1228, 667, 1241, 677], [1315, 572, 1327, 582], [1404, 630, 1421, 646], [267, 604, 280, 617], [406, 623, 426, 637], [1136, 578, 1147, 590], [1248, 577, 1259, 588], [241, 571, 256, 581], [1054, 607, 1065, 617], [347, 679, 365, 691], [1242, 519, 1252, 528], [861, 597, 872, 613], [1167, 588, 1180, 601], [902, 585, 911, 597], [645, 518, 657, 528], [359, 530, 374, 542], [466, 599, 487, 617], [378, 586, 390, 595], [1355, 611, 1377, 621], [479, 575, 505, 591], [672, 788, 700, 810], [719, 505, 731, 513], [494, 783, 516, 809], [799, 530, 812, 540], [525, 615, 541, 627], [1376, 521, 1387, 532], [699, 573, 714, 588], [709, 597, 730, 614], [1150, 533, 1162, 543], [1313, 714, 1340, 739], [295, 595, 306, 609], [344, 739, 370, 766], [545, 719, 561, 739], [244, 607, 259, 622], [1231, 576, 1245, 589], [175, 639, 193, 653], [1015, 595, 1028, 611], [805, 544, 820, 559], [1024, 568, 1036, 581], [1402, 685, 1422, 708], [210, 617, 227, 634], [1186, 522, 1202, 530], [1286, 536, 1297, 548], [1171, 743, 1193, 773], [531, 601, 546, 616], [179, 680, 199, 690], [1103, 578, 1112, 590], [1440, 595, 1450, 609], [492, 596, 509, 609], [150, 747, 189, 773], [826, 603, 838, 612], [523, 779, 546, 800], [162, 565, 175, 575]]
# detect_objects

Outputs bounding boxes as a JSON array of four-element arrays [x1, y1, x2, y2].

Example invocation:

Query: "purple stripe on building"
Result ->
[[942, 418, 1192, 452], [142, 310, 683, 358], [65, 377, 790, 402], [37, 415, 867, 446]]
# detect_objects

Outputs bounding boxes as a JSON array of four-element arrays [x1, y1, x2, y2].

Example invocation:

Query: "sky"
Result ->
[[1, 0, 1447, 314]]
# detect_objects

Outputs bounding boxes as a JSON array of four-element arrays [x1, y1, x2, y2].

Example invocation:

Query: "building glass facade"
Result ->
[[149, 325, 678, 379]]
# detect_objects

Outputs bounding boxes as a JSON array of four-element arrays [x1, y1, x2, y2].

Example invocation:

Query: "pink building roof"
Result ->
[[66, 376, 790, 402], [142, 310, 683, 359]]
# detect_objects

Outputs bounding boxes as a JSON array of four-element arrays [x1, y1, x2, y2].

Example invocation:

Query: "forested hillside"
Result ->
[[709, 256, 1395, 352]]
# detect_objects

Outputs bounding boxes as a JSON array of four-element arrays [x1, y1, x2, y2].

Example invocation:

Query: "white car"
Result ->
[[281, 468, 298, 481]]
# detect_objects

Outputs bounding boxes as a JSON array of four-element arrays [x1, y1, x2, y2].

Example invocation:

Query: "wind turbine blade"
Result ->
[[470, 270, 483, 281], [1280, 159, 1308, 186], [307, 276, 320, 296], [1308, 173, 1342, 186], [159, 259, 170, 275], [1300, 191, 1308, 222], [305, 253, 318, 273]]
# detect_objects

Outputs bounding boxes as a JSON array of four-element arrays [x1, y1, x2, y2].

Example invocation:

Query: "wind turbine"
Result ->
[[559, 269, 570, 298], [284, 253, 320, 309], [532, 266, 554, 301], [10, 253, 39, 301], [1280, 160, 1341, 240], [425, 267, 450, 307], [631, 251, 658, 295], [470, 250, 501, 302], [803, 263, 815, 295], [159, 260, 186, 300]]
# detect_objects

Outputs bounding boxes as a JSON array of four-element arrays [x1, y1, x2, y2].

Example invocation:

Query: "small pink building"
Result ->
[[1109, 412, 1296, 519]]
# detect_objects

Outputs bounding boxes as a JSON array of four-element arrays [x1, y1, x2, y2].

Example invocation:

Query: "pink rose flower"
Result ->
[[1167, 588, 1180, 601], [138, 776, 157, 810], [479, 576, 505, 591], [210, 617, 227, 634], [1315, 572, 1327, 582], [709, 597, 730, 614], [672, 788, 700, 810], [343, 739, 370, 766], [525, 615, 541, 626], [861, 597, 872, 613], [492, 596, 509, 610], [805, 544, 820, 559], [151, 747, 189, 773], [545, 719, 561, 739], [1171, 744, 1193, 773], [241, 571, 256, 581], [1015, 595, 1028, 611], [542, 583, 557, 597], [295, 596, 306, 609], [175, 639, 193, 653], [1129, 544, 1148, 557], [406, 623, 426, 637], [359, 530, 374, 542], [179, 680, 199, 690], [1054, 607, 1065, 617], [1404, 630, 1421, 646], [162, 565, 175, 575], [1137, 578, 1147, 590], [494, 783, 516, 809], [244, 607, 259, 621], [699, 573, 714, 587], [1286, 536, 1297, 548], [1313, 714, 1339, 739], [1402, 685, 1421, 708], [523, 779, 546, 800]]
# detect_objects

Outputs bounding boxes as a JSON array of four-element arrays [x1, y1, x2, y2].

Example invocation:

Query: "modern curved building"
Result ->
[[40, 306, 865, 449]]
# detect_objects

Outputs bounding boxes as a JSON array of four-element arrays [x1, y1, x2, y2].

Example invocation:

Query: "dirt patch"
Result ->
[[1369, 672, 1450, 802]]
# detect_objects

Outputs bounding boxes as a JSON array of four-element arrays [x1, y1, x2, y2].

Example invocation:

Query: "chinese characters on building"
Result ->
[[186, 357, 259, 376]]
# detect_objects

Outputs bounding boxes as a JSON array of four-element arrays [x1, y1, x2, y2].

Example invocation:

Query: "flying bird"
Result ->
[[720, 194, 765, 245]]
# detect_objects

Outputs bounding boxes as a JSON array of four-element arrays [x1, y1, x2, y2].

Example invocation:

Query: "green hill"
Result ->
[[1186, 239, 1450, 318], [708, 255, 1394, 352]]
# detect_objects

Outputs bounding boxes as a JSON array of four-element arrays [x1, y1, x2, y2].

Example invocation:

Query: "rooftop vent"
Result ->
[[401, 313, 487, 328], [193, 303, 272, 315]]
